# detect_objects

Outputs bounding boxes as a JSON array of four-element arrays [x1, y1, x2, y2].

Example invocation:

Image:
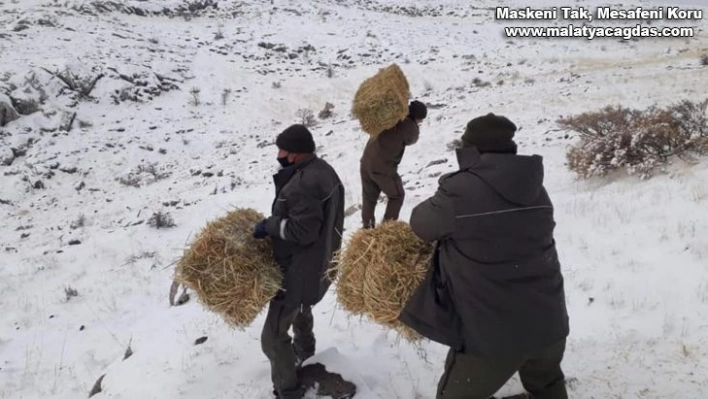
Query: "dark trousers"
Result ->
[[261, 302, 315, 399], [437, 339, 568, 399], [360, 168, 405, 228]]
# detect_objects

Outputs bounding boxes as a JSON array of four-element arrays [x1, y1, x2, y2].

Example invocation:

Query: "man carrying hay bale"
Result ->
[[359, 100, 427, 228], [252, 124, 345, 399], [399, 113, 570, 399]]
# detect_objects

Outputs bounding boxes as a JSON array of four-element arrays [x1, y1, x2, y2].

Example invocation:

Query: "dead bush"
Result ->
[[64, 286, 78, 301], [559, 99, 708, 179], [221, 88, 231, 106], [70, 214, 86, 229], [189, 87, 201, 106], [148, 211, 175, 229], [296, 108, 317, 127], [214, 26, 224, 41], [472, 77, 492, 88], [318, 102, 334, 119], [118, 163, 171, 187]]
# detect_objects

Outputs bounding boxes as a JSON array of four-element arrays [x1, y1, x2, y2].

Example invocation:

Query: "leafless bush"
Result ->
[[221, 88, 231, 106], [70, 214, 85, 229], [318, 102, 334, 119], [124, 251, 157, 265], [559, 99, 708, 179], [472, 78, 492, 88], [272, 81, 282, 89], [148, 211, 175, 229], [189, 87, 201, 106], [64, 286, 78, 301], [214, 26, 224, 40], [118, 163, 171, 187], [296, 108, 317, 127]]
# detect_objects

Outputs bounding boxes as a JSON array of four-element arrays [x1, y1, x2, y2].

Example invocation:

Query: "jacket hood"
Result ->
[[455, 147, 544, 206]]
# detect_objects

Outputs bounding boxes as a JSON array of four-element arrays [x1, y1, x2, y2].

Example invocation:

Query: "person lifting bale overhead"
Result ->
[[352, 63, 428, 229]]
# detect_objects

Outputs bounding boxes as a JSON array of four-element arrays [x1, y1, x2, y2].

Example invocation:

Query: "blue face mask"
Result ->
[[277, 156, 292, 168]]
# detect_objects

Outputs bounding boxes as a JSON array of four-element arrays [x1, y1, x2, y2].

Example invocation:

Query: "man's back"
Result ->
[[360, 118, 419, 176], [410, 147, 569, 358]]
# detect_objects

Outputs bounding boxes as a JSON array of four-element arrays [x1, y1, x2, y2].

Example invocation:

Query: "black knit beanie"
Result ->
[[461, 113, 517, 154], [276, 124, 316, 153], [409, 100, 427, 120]]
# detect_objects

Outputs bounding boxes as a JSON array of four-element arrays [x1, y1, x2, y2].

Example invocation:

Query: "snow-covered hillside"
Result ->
[[2, 0, 708, 398]]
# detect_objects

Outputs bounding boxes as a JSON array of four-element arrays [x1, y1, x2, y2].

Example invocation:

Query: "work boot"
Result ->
[[273, 385, 304, 399]]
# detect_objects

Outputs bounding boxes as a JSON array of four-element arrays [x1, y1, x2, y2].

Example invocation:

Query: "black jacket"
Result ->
[[264, 155, 345, 307], [400, 147, 569, 357]]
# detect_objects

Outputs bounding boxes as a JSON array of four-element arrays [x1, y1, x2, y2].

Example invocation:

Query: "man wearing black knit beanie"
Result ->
[[252, 124, 345, 399], [359, 100, 428, 228], [400, 113, 570, 399]]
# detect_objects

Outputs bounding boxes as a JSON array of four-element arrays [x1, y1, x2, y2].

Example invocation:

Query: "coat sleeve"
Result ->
[[403, 123, 420, 146], [265, 186, 324, 246], [409, 183, 456, 242]]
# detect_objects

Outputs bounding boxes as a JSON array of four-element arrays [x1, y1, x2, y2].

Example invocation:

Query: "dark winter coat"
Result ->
[[264, 155, 345, 307], [360, 117, 419, 176], [399, 147, 569, 358]]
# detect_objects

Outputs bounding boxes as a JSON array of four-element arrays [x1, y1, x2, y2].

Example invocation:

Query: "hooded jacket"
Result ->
[[400, 147, 569, 357]]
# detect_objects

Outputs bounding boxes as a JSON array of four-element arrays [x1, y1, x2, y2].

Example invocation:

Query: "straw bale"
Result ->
[[352, 64, 410, 138], [333, 221, 433, 341], [174, 208, 282, 328]]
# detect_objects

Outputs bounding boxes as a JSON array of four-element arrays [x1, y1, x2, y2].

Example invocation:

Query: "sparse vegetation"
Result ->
[[701, 54, 708, 66], [64, 286, 78, 301], [70, 214, 85, 229], [272, 81, 281, 89], [559, 98, 708, 179], [472, 77, 492, 88], [124, 251, 157, 265], [214, 26, 224, 41], [221, 88, 231, 106], [148, 211, 175, 229], [189, 87, 201, 106], [296, 108, 317, 127], [318, 102, 334, 119], [118, 163, 171, 187]]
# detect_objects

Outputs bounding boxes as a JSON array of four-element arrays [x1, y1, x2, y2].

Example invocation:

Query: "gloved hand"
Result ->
[[253, 219, 268, 239]]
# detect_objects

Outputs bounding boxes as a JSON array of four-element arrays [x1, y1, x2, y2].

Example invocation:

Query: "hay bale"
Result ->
[[351, 64, 410, 138], [174, 208, 283, 329], [333, 221, 433, 341]]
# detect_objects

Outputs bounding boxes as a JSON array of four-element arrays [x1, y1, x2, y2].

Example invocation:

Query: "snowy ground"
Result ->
[[2, 0, 708, 398]]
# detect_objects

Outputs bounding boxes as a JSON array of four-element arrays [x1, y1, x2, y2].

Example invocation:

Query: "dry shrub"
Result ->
[[174, 208, 283, 328], [332, 221, 433, 341], [559, 98, 708, 179], [352, 64, 410, 138]]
